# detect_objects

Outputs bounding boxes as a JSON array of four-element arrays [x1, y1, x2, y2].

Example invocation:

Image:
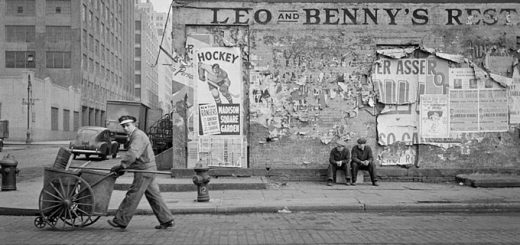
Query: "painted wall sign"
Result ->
[[205, 6, 519, 26]]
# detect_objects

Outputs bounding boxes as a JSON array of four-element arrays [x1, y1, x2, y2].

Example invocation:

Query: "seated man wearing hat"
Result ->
[[351, 138, 378, 186], [326, 140, 352, 186]]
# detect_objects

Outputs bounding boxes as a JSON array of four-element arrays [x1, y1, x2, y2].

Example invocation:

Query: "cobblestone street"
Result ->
[[2, 212, 520, 244]]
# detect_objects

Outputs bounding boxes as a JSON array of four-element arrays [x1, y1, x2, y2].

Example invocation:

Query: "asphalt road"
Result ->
[[2, 212, 520, 244]]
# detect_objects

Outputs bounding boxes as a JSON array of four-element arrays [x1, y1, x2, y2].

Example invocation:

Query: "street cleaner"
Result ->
[[107, 115, 174, 230]]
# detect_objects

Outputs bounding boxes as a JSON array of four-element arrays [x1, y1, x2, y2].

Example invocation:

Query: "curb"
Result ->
[[4, 203, 520, 216]]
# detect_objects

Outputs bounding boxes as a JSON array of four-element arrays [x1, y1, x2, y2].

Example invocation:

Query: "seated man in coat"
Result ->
[[326, 140, 352, 186], [351, 138, 378, 186]]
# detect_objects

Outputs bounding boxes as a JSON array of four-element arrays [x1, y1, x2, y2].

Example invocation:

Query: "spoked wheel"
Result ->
[[38, 175, 95, 229]]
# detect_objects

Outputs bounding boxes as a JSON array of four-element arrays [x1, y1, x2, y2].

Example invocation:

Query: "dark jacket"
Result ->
[[329, 147, 350, 165], [351, 145, 374, 164]]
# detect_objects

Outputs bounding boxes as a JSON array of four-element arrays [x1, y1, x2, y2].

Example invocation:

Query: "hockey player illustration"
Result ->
[[198, 62, 234, 104]]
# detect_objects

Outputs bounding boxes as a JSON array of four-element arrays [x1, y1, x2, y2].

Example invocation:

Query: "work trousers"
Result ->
[[327, 162, 351, 182], [351, 161, 377, 184], [114, 172, 173, 226]]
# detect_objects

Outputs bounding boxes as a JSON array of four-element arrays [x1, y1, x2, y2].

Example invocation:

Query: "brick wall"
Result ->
[[172, 1, 520, 169]]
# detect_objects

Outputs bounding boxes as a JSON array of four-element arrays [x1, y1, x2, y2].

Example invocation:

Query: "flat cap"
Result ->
[[357, 138, 367, 144]]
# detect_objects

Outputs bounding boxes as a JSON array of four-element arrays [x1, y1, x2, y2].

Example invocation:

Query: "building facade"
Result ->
[[153, 11, 174, 114], [169, 0, 520, 170], [0, 0, 135, 141], [135, 0, 159, 110]]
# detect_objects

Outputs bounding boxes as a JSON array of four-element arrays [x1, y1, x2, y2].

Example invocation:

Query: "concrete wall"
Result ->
[[171, 1, 520, 169], [0, 72, 81, 141]]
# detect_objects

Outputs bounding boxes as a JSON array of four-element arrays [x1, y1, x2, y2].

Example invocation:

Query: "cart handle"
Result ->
[[68, 166, 172, 175]]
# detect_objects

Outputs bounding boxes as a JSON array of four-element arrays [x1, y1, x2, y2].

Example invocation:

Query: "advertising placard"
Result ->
[[420, 94, 449, 138]]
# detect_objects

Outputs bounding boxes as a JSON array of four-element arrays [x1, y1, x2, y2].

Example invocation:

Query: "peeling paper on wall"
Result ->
[[376, 47, 417, 59]]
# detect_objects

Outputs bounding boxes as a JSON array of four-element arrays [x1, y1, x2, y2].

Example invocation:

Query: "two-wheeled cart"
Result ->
[[33, 166, 117, 229], [34, 147, 172, 230]]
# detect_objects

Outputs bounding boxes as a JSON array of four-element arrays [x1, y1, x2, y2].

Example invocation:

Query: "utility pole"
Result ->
[[26, 74, 32, 144]]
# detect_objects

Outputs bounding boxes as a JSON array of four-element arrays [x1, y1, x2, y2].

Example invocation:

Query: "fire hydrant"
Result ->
[[192, 164, 210, 202], [0, 154, 19, 191]]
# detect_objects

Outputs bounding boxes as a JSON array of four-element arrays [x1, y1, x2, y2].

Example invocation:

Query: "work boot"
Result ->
[[107, 219, 126, 230], [155, 220, 175, 229], [372, 182, 379, 186], [327, 180, 333, 186]]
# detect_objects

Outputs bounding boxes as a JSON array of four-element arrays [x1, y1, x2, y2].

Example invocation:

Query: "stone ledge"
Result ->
[[456, 174, 520, 188]]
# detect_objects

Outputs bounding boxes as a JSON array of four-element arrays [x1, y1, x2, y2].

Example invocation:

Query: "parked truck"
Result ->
[[105, 100, 150, 148]]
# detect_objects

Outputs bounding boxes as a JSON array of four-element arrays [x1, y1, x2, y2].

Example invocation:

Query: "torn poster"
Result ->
[[509, 68, 520, 124], [449, 68, 508, 132], [377, 104, 418, 146], [372, 58, 448, 104]]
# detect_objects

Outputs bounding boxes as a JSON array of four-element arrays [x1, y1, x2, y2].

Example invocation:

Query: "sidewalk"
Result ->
[[1, 173, 520, 216]]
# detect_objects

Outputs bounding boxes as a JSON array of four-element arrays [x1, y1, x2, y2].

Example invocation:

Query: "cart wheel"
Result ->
[[34, 216, 46, 229], [39, 175, 94, 229]]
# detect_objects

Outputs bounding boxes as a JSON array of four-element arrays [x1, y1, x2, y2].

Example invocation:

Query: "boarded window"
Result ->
[[51, 107, 59, 131], [46, 0, 71, 15], [5, 51, 36, 68], [5, 26, 35, 42], [63, 109, 70, 131], [45, 26, 71, 43], [6, 0, 35, 16], [46, 52, 71, 68]]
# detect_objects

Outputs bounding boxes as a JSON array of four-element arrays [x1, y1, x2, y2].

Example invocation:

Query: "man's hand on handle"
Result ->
[[110, 164, 125, 177]]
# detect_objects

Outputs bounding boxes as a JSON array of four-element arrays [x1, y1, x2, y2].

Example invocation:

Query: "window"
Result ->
[[135, 34, 141, 44], [89, 11, 93, 28], [51, 107, 59, 130], [134, 61, 141, 71], [82, 4, 87, 23], [135, 47, 141, 57], [46, 0, 71, 15], [46, 52, 71, 68], [89, 58, 94, 73], [73, 111, 79, 131], [96, 17, 100, 34], [135, 74, 141, 85], [101, 44, 105, 61], [89, 34, 94, 52], [83, 29, 87, 48], [45, 26, 71, 43], [82, 54, 88, 70], [63, 109, 70, 131], [5, 51, 35, 68], [5, 26, 35, 42], [6, 0, 35, 16], [95, 39, 99, 55]]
